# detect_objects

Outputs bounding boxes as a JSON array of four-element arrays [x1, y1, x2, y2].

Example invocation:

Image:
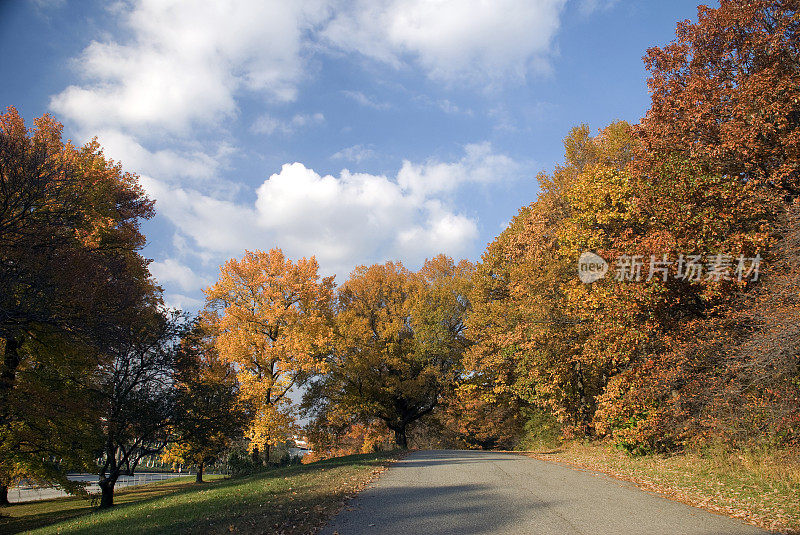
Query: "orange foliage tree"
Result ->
[[466, 124, 635, 436], [0, 107, 157, 502], [467, 113, 788, 451], [640, 0, 800, 197], [204, 249, 334, 463], [305, 257, 471, 448]]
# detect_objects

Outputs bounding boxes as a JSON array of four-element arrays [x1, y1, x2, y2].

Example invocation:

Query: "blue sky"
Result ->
[[1, 0, 708, 312]]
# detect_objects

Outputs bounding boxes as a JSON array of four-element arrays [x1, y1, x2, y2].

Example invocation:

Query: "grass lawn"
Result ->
[[2, 451, 403, 534], [0, 476, 222, 534], [524, 442, 800, 534]]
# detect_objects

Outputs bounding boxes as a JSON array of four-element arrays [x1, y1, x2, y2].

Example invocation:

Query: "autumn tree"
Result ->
[[572, 2, 800, 448], [589, 0, 798, 451], [462, 0, 798, 453], [0, 107, 155, 395], [436, 378, 524, 450], [94, 310, 185, 508], [640, 0, 800, 198], [0, 335, 101, 504], [164, 317, 244, 483], [466, 110, 786, 451], [466, 125, 619, 436], [0, 107, 157, 502], [710, 201, 800, 446], [307, 257, 471, 448], [204, 249, 334, 464]]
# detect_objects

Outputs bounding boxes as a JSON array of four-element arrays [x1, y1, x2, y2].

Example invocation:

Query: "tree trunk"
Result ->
[[1, 338, 20, 387], [98, 478, 115, 508], [264, 443, 270, 465], [251, 446, 260, 465], [394, 427, 408, 449], [195, 462, 204, 483], [0, 337, 21, 423], [0, 484, 9, 505], [574, 360, 588, 434]]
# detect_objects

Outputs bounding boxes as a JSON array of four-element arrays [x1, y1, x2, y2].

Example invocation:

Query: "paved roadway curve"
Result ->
[[321, 450, 768, 535]]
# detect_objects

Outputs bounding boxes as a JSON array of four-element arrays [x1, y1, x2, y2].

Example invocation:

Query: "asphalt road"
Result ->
[[320, 450, 768, 535]]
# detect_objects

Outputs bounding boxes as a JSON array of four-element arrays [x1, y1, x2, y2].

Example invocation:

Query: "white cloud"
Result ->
[[50, 1, 327, 134], [321, 0, 567, 83], [44, 0, 558, 298], [578, 0, 619, 16], [50, 0, 570, 139], [255, 163, 415, 267], [331, 144, 376, 163], [397, 142, 520, 198], [251, 112, 325, 135], [395, 206, 479, 261], [139, 175, 258, 255], [92, 129, 230, 182], [149, 258, 210, 293], [141, 143, 521, 276], [341, 90, 393, 110]]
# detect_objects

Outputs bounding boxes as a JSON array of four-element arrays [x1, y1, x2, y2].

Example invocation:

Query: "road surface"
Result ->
[[321, 450, 767, 535]]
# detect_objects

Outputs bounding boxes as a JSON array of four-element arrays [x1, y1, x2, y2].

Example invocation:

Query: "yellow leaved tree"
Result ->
[[304, 257, 472, 449], [204, 249, 334, 463]]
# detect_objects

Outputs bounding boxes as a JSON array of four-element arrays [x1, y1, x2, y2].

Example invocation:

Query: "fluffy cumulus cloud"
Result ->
[[50, 0, 568, 135], [149, 258, 210, 292], [138, 176, 258, 256], [256, 164, 415, 265], [397, 142, 520, 198], [141, 142, 518, 279], [394, 205, 479, 261], [44, 0, 556, 303], [250, 142, 519, 269], [320, 0, 567, 82], [91, 129, 234, 183], [51, 0, 328, 134]]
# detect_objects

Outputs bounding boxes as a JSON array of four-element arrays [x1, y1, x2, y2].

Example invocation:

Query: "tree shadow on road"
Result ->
[[390, 449, 521, 469], [323, 481, 551, 535]]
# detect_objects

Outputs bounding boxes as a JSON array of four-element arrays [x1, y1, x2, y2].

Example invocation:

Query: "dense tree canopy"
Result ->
[[204, 249, 334, 462], [0, 107, 158, 503], [463, 0, 799, 453], [163, 319, 244, 483], [306, 257, 471, 448], [640, 0, 800, 197]]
